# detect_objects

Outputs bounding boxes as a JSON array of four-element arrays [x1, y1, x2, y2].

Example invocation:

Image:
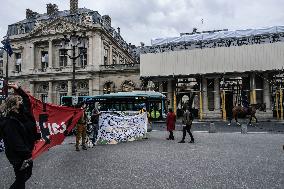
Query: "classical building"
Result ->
[[139, 27, 284, 119], [3, 0, 141, 104], [0, 50, 3, 77]]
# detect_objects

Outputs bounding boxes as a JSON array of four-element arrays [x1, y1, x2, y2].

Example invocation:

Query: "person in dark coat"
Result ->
[[0, 83, 40, 189], [91, 103, 101, 145], [166, 108, 176, 140], [178, 107, 195, 143]]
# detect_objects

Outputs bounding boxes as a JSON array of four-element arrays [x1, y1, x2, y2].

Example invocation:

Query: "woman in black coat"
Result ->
[[0, 83, 40, 189]]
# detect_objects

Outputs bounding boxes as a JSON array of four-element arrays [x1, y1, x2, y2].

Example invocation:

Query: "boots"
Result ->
[[82, 144, 87, 150], [75, 146, 80, 151]]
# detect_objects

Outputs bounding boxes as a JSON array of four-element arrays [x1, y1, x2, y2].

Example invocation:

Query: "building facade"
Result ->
[[139, 27, 284, 119], [3, 0, 141, 104]]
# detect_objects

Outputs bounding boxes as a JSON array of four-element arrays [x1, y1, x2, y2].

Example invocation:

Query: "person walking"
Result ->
[[91, 103, 101, 145], [178, 107, 195, 143], [75, 102, 88, 151], [0, 83, 40, 189], [166, 108, 176, 140]]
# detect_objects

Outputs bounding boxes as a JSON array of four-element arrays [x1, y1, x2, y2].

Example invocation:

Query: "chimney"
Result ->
[[70, 0, 78, 14], [117, 27, 120, 35], [26, 9, 39, 19], [47, 3, 59, 15], [102, 15, 111, 27]]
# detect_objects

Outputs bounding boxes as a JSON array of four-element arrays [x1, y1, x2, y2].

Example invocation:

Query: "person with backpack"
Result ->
[[0, 83, 41, 189], [178, 106, 195, 143]]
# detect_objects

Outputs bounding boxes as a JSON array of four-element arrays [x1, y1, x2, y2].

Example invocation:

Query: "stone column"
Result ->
[[109, 45, 113, 65], [214, 78, 221, 111], [159, 81, 163, 93], [48, 81, 53, 103], [89, 79, 93, 96], [250, 73, 256, 104], [93, 33, 102, 70], [48, 40, 53, 68], [263, 73, 271, 110], [87, 36, 93, 67], [202, 77, 208, 112], [30, 43, 35, 70], [167, 80, 173, 109], [67, 80, 72, 96], [30, 83, 35, 96]]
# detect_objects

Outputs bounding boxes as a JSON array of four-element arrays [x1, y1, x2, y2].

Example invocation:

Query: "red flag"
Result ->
[[29, 95, 83, 159]]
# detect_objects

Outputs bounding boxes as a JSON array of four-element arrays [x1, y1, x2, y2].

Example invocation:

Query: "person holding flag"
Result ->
[[0, 83, 40, 189]]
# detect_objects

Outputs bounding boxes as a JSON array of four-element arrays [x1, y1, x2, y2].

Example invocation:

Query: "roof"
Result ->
[[97, 91, 166, 98], [151, 26, 284, 46], [15, 8, 95, 24]]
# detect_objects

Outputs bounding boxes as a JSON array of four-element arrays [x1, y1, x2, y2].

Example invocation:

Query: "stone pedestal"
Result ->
[[241, 124, 247, 134], [209, 122, 216, 133]]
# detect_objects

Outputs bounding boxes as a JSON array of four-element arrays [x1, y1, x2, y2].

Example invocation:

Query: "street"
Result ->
[[0, 122, 284, 189]]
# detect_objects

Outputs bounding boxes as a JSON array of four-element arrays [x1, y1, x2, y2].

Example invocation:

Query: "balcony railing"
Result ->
[[100, 63, 140, 71]]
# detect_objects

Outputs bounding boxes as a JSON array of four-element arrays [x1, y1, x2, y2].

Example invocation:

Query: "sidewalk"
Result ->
[[152, 119, 284, 133], [154, 117, 284, 124]]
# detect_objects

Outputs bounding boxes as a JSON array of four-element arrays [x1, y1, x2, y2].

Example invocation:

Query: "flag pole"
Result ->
[[5, 52, 8, 97]]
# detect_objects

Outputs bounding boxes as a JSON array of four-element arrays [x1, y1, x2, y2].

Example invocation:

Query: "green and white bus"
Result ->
[[61, 91, 167, 121]]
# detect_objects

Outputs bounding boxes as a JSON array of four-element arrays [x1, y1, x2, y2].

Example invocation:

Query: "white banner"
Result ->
[[97, 112, 148, 144]]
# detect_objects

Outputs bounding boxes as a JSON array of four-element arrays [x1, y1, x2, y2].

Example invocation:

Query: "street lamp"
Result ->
[[61, 32, 88, 96]]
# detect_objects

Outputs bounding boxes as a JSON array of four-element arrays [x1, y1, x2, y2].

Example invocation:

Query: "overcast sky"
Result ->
[[0, 0, 284, 46]]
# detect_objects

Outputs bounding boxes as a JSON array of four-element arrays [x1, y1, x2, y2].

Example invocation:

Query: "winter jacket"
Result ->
[[0, 87, 39, 162], [166, 112, 176, 131]]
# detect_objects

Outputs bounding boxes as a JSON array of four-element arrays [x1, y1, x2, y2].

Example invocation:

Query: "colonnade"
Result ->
[[165, 73, 273, 119]]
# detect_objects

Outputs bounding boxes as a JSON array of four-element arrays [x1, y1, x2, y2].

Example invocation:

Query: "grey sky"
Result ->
[[0, 0, 283, 46]]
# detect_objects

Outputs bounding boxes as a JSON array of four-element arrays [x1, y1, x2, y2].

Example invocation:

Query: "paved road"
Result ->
[[153, 120, 284, 134], [1, 127, 283, 189]]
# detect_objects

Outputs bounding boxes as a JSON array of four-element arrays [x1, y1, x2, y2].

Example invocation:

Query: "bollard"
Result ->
[[241, 124, 247, 134], [209, 122, 216, 133]]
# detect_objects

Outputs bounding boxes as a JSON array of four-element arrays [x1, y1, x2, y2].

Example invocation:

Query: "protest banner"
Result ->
[[97, 112, 147, 144], [30, 96, 83, 159]]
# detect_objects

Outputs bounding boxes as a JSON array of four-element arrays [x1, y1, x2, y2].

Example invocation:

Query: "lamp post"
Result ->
[[61, 32, 87, 96]]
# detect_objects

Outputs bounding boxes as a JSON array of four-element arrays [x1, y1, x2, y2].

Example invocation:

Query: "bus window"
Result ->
[[150, 102, 161, 119], [61, 96, 72, 106]]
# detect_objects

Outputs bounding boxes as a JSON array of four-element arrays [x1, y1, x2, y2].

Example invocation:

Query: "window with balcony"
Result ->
[[41, 51, 48, 71], [15, 53, 22, 73], [113, 53, 118, 65], [119, 56, 124, 64], [59, 49, 67, 67], [104, 48, 109, 65], [79, 48, 87, 68]]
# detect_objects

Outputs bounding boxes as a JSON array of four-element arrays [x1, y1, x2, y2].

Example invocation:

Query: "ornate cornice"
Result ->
[[29, 17, 91, 37]]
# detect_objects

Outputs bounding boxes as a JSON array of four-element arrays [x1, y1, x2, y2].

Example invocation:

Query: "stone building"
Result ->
[[139, 27, 284, 119], [3, 0, 140, 104], [0, 50, 3, 77]]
